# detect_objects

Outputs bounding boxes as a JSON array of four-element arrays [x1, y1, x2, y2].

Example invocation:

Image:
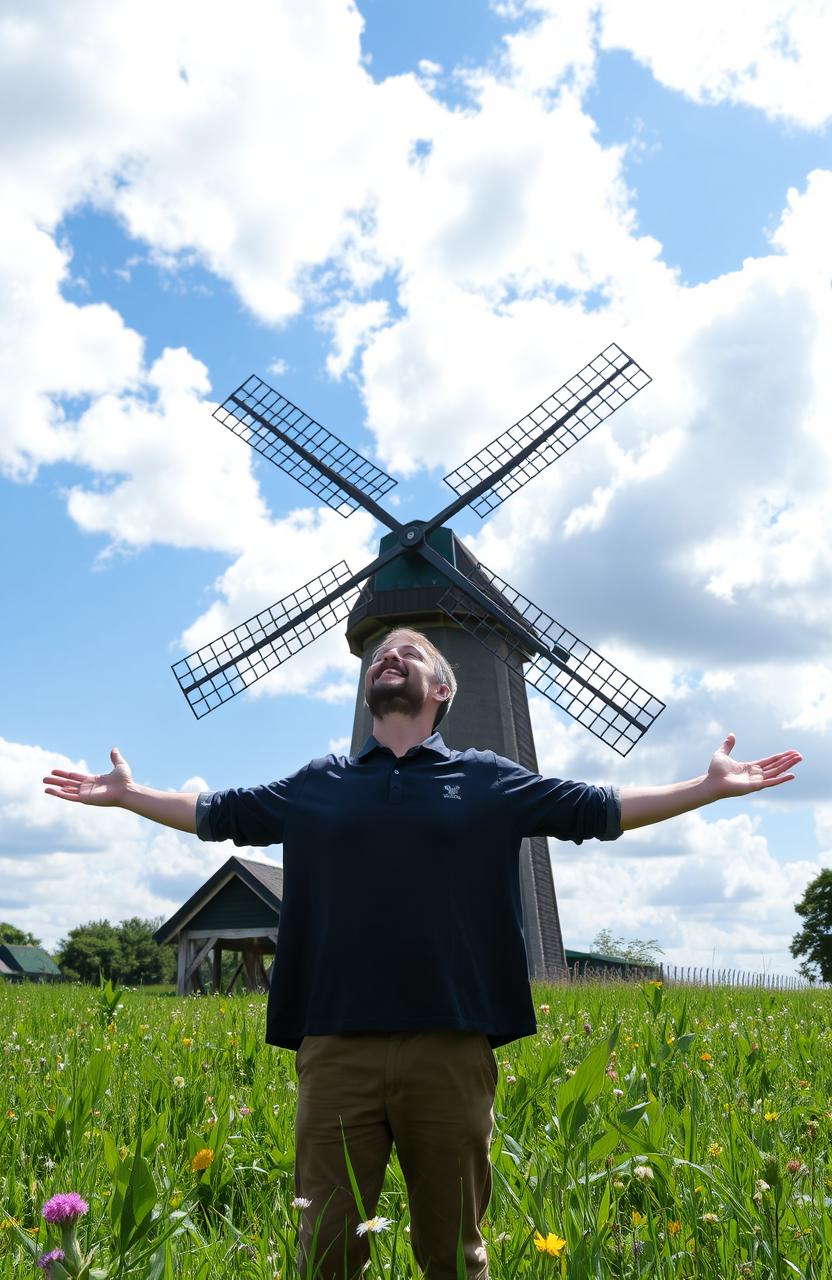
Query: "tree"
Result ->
[[56, 917, 176, 985], [0, 922, 42, 947], [591, 929, 665, 965], [790, 869, 832, 982], [57, 920, 122, 983], [117, 917, 176, 986]]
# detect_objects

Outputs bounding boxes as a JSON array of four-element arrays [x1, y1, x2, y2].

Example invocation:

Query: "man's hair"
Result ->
[[370, 627, 457, 729]]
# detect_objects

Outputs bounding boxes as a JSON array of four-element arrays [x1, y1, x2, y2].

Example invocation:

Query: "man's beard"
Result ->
[[365, 675, 426, 720]]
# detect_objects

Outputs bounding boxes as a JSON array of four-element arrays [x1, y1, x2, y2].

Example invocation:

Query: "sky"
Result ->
[[2, 0, 831, 976]]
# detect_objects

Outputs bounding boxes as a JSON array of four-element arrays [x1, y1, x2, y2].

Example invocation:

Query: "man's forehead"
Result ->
[[372, 633, 427, 659]]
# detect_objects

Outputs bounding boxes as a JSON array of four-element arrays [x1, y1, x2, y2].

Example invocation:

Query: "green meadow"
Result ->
[[2, 979, 831, 1279]]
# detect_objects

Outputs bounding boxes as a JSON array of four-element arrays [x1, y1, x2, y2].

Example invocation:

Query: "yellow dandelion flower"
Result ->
[[708, 1143, 723, 1157], [667, 1220, 682, 1235], [191, 1148, 214, 1172], [533, 1231, 567, 1257], [648, 980, 663, 988], [764, 1111, 779, 1123], [5, 1110, 15, 1119], [182, 1036, 193, 1047], [700, 1052, 712, 1062], [631, 1210, 645, 1226]]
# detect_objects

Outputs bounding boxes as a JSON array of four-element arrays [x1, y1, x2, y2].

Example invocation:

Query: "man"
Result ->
[[43, 627, 802, 1280]]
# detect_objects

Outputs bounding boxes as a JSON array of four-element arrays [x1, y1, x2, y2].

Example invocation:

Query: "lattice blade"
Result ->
[[215, 376, 397, 517], [173, 562, 370, 719], [443, 344, 650, 518], [436, 560, 664, 756]]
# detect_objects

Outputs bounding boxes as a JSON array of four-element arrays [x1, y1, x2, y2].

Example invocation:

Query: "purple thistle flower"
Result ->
[[41, 1193, 89, 1224], [37, 1248, 66, 1271]]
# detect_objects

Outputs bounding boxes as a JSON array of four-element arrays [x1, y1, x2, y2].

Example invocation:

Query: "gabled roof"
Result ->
[[153, 855, 284, 945], [0, 944, 62, 976], [0, 957, 14, 976]]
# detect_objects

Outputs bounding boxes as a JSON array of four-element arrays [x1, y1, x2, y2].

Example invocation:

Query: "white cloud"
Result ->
[[0, 736, 273, 950], [597, 0, 832, 129], [551, 807, 825, 971]]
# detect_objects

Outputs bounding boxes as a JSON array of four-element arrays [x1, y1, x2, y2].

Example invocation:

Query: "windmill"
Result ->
[[172, 344, 664, 979]]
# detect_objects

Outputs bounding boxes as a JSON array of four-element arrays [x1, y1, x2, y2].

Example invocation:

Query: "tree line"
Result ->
[[0, 918, 176, 985]]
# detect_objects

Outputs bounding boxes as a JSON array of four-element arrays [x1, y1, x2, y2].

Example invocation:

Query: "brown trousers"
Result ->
[[293, 1030, 498, 1279]]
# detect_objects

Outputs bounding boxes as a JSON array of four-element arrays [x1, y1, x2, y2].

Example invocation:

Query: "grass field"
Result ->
[[2, 978, 831, 1278]]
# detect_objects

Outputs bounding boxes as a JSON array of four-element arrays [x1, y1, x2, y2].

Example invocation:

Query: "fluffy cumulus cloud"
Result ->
[[2, 0, 831, 961]]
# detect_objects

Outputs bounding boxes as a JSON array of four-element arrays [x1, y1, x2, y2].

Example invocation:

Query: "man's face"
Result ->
[[364, 635, 444, 721]]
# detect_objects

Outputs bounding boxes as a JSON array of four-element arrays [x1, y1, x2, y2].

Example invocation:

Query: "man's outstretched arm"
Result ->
[[43, 747, 198, 834], [619, 734, 802, 831]]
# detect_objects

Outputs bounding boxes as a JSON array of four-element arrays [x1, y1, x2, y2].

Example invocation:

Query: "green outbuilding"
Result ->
[[0, 944, 62, 982]]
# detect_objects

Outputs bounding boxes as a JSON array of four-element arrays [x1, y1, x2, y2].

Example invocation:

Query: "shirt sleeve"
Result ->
[[195, 765, 309, 847], [496, 754, 621, 844]]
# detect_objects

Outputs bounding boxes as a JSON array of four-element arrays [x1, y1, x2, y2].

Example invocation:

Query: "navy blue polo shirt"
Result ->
[[196, 733, 621, 1051]]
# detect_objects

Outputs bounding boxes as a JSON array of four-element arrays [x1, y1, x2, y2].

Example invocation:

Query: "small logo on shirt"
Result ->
[[443, 784, 461, 800]]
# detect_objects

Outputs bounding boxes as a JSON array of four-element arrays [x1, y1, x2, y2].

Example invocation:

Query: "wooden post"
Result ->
[[212, 944, 222, 994], [177, 934, 188, 996], [242, 946, 258, 992]]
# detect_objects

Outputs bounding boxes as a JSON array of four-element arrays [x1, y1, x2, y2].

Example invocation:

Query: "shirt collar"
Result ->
[[355, 732, 451, 761]]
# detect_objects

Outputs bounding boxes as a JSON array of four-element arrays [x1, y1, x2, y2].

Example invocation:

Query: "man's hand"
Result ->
[[705, 733, 803, 799], [619, 734, 803, 831], [43, 747, 132, 807], [43, 749, 199, 833]]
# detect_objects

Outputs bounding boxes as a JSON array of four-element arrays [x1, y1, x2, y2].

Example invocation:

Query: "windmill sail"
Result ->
[[214, 376, 398, 517], [442, 344, 650, 518], [173, 563, 371, 719], [436, 556, 664, 756]]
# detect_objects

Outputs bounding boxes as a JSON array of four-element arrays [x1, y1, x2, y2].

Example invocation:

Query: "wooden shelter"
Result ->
[[0, 944, 62, 982], [154, 855, 283, 996]]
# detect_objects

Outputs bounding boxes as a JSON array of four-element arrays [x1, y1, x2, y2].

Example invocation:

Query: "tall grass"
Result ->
[[1, 979, 831, 1277]]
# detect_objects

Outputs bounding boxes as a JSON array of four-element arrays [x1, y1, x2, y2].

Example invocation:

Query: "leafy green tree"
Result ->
[[56, 918, 176, 985], [56, 920, 122, 983], [591, 929, 665, 965], [117, 917, 176, 986], [0, 922, 42, 947], [790, 870, 832, 982]]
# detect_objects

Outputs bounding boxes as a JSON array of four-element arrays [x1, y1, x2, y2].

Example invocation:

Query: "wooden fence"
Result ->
[[566, 961, 825, 991]]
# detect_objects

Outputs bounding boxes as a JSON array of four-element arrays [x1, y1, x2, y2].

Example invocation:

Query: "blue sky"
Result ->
[[1, 0, 830, 972]]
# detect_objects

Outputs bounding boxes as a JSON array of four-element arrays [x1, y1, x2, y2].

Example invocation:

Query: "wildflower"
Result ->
[[632, 1239, 644, 1256], [583, 1022, 592, 1035], [648, 980, 663, 988], [239, 1105, 251, 1117], [708, 1143, 723, 1157], [612, 1088, 624, 1098], [41, 1194, 89, 1224], [797, 1079, 810, 1089], [631, 1210, 644, 1225], [506, 1075, 517, 1085], [633, 1165, 654, 1181], [191, 1148, 214, 1172], [701, 1213, 719, 1224], [533, 1231, 567, 1257], [182, 1037, 193, 1048], [37, 1249, 66, 1272], [764, 1111, 779, 1123], [172, 1076, 185, 1088], [700, 1052, 712, 1062], [356, 1216, 393, 1235], [806, 1120, 819, 1141], [292, 1197, 312, 1209], [169, 1192, 183, 1209], [539, 1003, 550, 1013], [787, 1160, 802, 1175], [613, 1179, 625, 1189], [667, 1220, 682, 1235]]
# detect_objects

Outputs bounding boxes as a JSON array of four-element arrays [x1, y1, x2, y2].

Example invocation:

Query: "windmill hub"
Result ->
[[400, 521, 426, 548]]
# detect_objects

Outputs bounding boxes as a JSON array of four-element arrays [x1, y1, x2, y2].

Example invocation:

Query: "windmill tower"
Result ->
[[172, 345, 665, 980]]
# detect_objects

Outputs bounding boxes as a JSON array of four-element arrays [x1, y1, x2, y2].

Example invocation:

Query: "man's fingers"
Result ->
[[44, 787, 82, 802], [44, 769, 89, 783], [761, 774, 795, 789], [721, 733, 736, 755]]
